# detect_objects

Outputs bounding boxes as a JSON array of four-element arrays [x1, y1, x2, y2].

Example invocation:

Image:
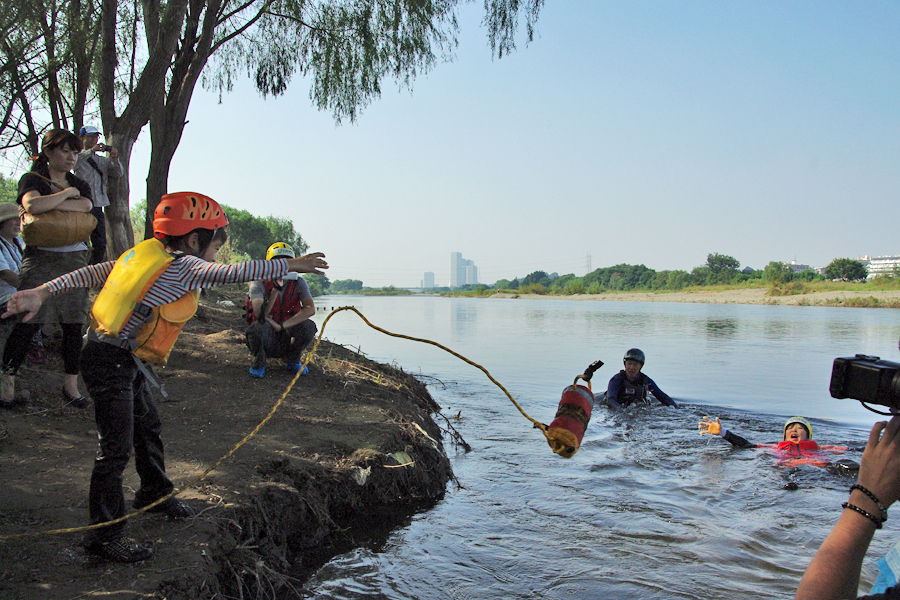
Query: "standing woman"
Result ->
[[1, 129, 94, 406]]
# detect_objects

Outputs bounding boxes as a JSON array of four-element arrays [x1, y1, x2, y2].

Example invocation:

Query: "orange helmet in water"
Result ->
[[153, 192, 228, 239]]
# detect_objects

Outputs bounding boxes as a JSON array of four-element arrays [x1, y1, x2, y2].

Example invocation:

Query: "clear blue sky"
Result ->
[[129, 1, 898, 288]]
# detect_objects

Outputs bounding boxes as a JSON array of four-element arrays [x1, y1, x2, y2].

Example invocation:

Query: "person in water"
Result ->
[[699, 415, 848, 467], [603, 348, 678, 408]]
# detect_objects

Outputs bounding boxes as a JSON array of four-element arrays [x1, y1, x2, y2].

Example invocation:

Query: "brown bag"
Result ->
[[20, 172, 98, 247], [21, 210, 97, 247]]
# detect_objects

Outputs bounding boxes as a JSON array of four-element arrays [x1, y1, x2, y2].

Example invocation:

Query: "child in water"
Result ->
[[2, 192, 327, 563], [699, 415, 849, 468]]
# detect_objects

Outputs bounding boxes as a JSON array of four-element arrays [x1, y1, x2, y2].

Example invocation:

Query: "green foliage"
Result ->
[[585, 263, 655, 291], [522, 270, 551, 287], [824, 258, 868, 282], [331, 279, 364, 293], [763, 261, 792, 284], [705, 253, 741, 284], [520, 283, 547, 294], [220, 204, 308, 261], [131, 199, 148, 244], [0, 174, 17, 204], [302, 273, 330, 297], [263, 215, 308, 254]]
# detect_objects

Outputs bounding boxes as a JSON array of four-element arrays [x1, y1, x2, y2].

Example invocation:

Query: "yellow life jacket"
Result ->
[[90, 238, 199, 365]]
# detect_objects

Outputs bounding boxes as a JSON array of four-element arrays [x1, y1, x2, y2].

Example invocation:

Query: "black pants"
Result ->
[[89, 205, 107, 265], [245, 319, 317, 369], [3, 321, 83, 375], [80, 340, 173, 542]]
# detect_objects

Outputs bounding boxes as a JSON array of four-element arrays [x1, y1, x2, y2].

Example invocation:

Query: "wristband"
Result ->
[[851, 484, 888, 522], [842, 501, 884, 529]]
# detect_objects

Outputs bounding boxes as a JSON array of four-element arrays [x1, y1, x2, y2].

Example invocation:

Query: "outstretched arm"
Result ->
[[698, 417, 755, 448], [646, 377, 678, 408], [796, 417, 900, 600], [2, 285, 51, 322], [286, 253, 328, 275]]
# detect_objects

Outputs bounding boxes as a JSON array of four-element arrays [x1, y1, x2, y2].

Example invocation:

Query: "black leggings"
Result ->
[[2, 322, 83, 375]]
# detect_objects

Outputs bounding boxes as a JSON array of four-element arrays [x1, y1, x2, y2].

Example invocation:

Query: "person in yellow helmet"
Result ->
[[244, 242, 317, 378], [699, 415, 848, 467]]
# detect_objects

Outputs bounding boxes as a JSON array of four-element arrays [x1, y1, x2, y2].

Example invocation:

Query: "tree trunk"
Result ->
[[98, 0, 189, 257], [143, 0, 222, 236], [104, 133, 136, 255]]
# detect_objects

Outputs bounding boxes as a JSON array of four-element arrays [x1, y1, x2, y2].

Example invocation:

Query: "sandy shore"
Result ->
[[492, 288, 900, 306]]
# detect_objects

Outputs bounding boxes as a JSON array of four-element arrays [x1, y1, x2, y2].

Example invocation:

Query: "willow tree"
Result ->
[[0, 0, 544, 256], [0, 0, 101, 157], [138, 0, 546, 241]]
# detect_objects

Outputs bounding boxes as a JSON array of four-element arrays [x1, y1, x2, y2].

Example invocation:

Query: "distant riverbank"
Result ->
[[491, 288, 900, 307]]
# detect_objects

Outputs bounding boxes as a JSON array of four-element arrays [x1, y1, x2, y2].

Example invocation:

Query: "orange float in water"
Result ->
[[546, 382, 594, 458]]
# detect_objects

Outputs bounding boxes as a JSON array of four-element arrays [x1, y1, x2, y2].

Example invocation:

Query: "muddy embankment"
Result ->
[[0, 293, 460, 599]]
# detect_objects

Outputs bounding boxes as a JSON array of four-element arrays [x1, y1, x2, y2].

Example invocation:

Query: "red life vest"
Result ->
[[759, 440, 846, 467], [245, 279, 305, 325]]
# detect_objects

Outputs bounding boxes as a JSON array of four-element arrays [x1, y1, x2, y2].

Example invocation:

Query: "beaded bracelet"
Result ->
[[850, 484, 889, 522], [842, 502, 884, 529]]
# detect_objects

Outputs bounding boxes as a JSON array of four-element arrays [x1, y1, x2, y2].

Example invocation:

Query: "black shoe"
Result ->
[[135, 497, 195, 520], [62, 387, 88, 408], [86, 537, 153, 563]]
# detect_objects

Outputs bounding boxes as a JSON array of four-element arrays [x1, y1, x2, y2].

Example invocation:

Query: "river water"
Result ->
[[301, 296, 900, 600]]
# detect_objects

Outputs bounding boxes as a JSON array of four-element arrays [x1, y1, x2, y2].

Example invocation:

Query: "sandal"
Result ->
[[62, 387, 89, 409]]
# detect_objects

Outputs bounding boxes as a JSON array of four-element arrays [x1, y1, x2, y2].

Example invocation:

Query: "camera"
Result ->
[[96, 143, 111, 152], [830, 354, 900, 411]]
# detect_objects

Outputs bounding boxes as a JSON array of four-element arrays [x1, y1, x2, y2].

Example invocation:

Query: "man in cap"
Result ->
[[245, 242, 318, 378], [74, 125, 123, 264]]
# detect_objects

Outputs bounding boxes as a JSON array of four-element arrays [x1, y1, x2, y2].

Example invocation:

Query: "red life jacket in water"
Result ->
[[759, 440, 846, 467], [245, 279, 305, 325]]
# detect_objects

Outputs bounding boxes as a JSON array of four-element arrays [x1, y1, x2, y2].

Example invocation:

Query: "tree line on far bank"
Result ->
[[455, 253, 885, 297]]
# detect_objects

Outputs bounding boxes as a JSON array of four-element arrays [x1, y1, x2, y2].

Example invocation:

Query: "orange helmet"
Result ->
[[153, 192, 228, 239]]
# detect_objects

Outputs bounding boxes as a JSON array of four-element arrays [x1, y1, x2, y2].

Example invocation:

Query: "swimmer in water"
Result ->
[[698, 416, 853, 469], [600, 348, 679, 408]]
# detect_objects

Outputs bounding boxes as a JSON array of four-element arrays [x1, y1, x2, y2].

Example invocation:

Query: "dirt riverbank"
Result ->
[[0, 288, 456, 599], [493, 288, 900, 307]]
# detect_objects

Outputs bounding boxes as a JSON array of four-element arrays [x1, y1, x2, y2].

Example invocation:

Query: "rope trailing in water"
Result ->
[[326, 306, 551, 435], [0, 305, 549, 541]]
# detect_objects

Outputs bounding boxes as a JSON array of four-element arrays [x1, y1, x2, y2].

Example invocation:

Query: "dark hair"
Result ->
[[164, 226, 228, 258], [31, 129, 83, 174]]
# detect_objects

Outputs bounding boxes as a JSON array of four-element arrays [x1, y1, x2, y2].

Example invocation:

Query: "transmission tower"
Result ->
[[585, 252, 592, 276]]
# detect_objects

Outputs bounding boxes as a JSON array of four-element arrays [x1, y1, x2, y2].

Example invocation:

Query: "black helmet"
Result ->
[[623, 348, 645, 365]]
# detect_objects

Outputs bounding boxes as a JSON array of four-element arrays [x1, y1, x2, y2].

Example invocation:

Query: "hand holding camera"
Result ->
[[95, 143, 111, 152]]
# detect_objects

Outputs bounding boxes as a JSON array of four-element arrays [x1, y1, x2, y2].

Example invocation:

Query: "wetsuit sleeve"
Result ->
[[721, 430, 755, 449], [645, 377, 678, 408], [606, 374, 624, 409]]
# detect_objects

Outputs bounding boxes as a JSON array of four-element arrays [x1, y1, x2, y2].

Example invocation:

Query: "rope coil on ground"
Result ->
[[0, 306, 548, 541]]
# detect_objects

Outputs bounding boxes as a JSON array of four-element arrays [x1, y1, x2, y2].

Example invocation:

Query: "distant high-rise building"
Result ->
[[449, 252, 478, 288], [423, 272, 435, 289], [450, 252, 464, 287]]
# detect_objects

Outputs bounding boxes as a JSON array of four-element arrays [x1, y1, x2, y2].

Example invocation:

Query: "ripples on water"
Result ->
[[300, 297, 900, 599]]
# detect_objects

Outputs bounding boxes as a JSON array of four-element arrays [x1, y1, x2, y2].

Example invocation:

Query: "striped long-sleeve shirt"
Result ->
[[45, 254, 290, 337]]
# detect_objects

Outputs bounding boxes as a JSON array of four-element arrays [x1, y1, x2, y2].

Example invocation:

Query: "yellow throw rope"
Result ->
[[0, 306, 552, 541]]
